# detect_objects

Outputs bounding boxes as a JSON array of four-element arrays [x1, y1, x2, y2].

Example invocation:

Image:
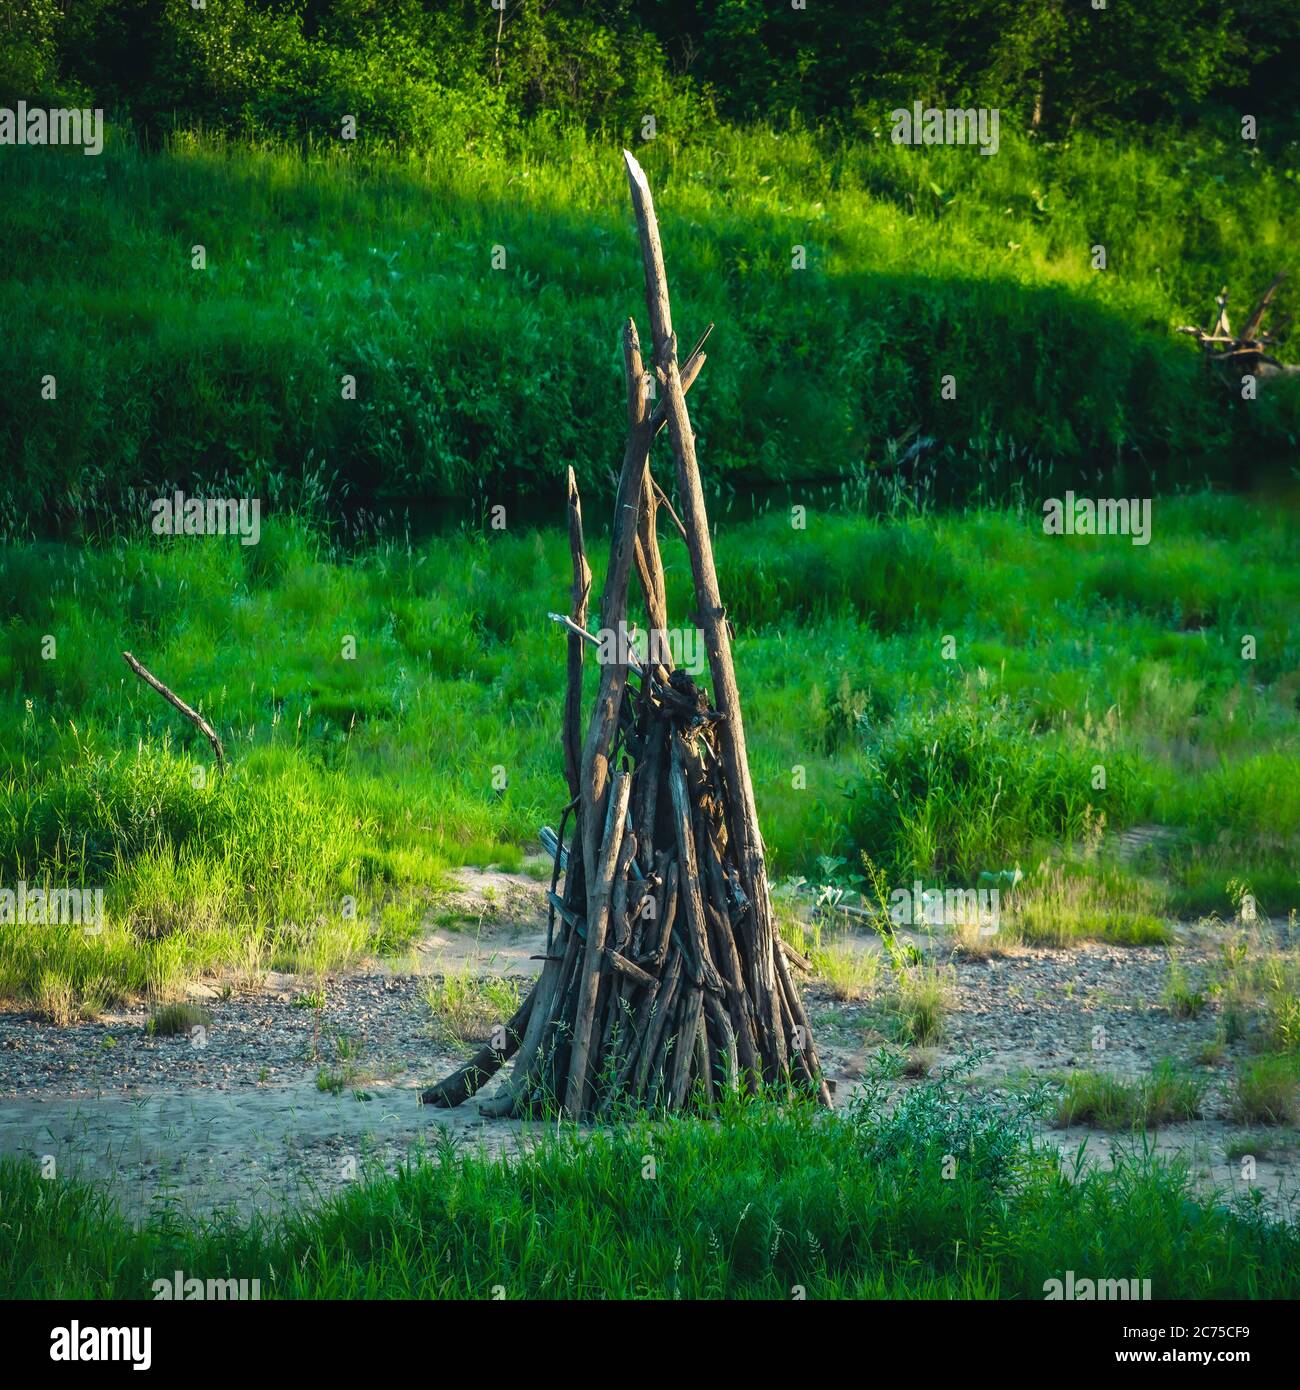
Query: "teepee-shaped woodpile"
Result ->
[[422, 152, 828, 1118]]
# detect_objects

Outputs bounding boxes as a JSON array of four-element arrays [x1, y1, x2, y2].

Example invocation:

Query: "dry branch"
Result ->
[[563, 466, 591, 800], [622, 148, 787, 1075], [122, 651, 226, 773]]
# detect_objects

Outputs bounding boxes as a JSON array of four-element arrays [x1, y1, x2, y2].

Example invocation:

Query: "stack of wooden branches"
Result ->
[[421, 152, 829, 1119]]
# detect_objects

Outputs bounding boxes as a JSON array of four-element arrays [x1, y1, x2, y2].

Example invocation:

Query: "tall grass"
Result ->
[[2, 121, 1296, 533], [0, 494, 1295, 1010], [3, 1082, 1297, 1299]]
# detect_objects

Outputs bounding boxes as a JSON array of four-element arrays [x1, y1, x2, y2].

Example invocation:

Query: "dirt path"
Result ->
[[0, 869, 551, 1221], [1, 873, 1295, 1223]]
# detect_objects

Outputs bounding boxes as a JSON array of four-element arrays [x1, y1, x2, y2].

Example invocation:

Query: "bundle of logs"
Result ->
[[422, 151, 829, 1119], [1177, 273, 1296, 383]]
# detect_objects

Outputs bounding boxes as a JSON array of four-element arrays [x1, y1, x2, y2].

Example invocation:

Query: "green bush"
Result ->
[[846, 693, 1143, 880]]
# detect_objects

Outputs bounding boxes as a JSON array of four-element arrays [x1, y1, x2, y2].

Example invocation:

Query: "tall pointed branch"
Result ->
[[577, 320, 651, 889], [622, 149, 788, 1075], [563, 467, 591, 800]]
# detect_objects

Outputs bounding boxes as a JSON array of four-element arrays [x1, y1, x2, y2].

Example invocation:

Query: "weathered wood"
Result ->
[[420, 990, 534, 1107], [696, 815, 762, 1083], [565, 768, 633, 1116], [578, 321, 650, 890], [623, 149, 788, 1078], [1239, 273, 1285, 344], [651, 478, 688, 545], [774, 927, 833, 1106], [122, 651, 226, 773], [477, 928, 576, 1118], [562, 467, 591, 800], [610, 829, 638, 949], [634, 471, 672, 682], [1177, 274, 1292, 378], [633, 717, 666, 874], [704, 990, 739, 1093], [693, 1002, 715, 1105], [606, 949, 657, 989], [667, 734, 725, 996], [668, 985, 705, 1108], [646, 857, 678, 969], [421, 153, 827, 1120], [780, 937, 813, 973], [606, 955, 666, 1102], [634, 947, 683, 1099], [477, 827, 588, 1117], [595, 823, 643, 1063]]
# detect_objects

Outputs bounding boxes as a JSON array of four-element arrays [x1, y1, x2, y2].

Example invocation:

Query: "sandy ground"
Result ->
[[1, 870, 1295, 1223]]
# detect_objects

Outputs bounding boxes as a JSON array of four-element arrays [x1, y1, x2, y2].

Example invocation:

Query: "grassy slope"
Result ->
[[1, 122, 1297, 528], [0, 494, 1296, 1011], [4, 1082, 1298, 1299]]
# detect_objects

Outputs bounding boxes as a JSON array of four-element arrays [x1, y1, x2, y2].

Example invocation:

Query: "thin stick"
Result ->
[[122, 651, 226, 774], [563, 467, 591, 800], [578, 320, 651, 889]]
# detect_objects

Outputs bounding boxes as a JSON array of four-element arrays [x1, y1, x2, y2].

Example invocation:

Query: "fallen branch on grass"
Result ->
[[121, 650, 226, 774]]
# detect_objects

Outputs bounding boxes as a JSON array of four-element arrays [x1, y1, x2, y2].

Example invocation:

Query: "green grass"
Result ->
[[1003, 860, 1172, 947], [1231, 1057, 1300, 1127], [891, 963, 956, 1047], [1226, 1131, 1297, 1162], [0, 494, 1296, 1012], [3, 1081, 1297, 1300], [146, 1002, 212, 1038], [1, 120, 1297, 534], [1164, 956, 1209, 1019], [1054, 1061, 1205, 1130], [424, 968, 522, 1050], [1213, 941, 1300, 1054]]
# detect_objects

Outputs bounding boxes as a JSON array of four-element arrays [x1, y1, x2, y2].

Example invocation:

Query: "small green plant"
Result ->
[[1164, 957, 1207, 1019], [1231, 1056, 1300, 1126], [147, 1003, 213, 1037], [902, 1047, 936, 1078], [424, 967, 521, 1047], [293, 990, 327, 1010], [1006, 862, 1168, 947], [1054, 1060, 1202, 1130], [1265, 991, 1300, 1053], [315, 1033, 366, 1095], [891, 962, 954, 1047], [34, 971, 76, 1027], [1225, 1133, 1276, 1162], [809, 935, 882, 1001]]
